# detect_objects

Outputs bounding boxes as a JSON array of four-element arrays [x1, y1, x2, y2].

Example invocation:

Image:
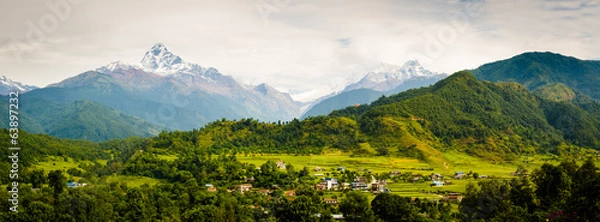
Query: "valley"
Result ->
[[2, 52, 600, 221]]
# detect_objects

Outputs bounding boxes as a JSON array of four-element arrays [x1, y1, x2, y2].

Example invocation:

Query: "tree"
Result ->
[[376, 146, 390, 156], [286, 163, 297, 181], [372, 193, 423, 222], [182, 205, 218, 222], [280, 196, 319, 222], [339, 191, 375, 222], [125, 189, 151, 222], [532, 163, 572, 211], [508, 177, 536, 214], [29, 169, 46, 189], [260, 160, 278, 175], [25, 201, 55, 222], [459, 180, 517, 221], [567, 158, 600, 221], [47, 170, 66, 197], [299, 167, 311, 178]]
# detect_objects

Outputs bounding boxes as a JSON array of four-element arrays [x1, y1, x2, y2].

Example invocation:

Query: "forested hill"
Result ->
[[118, 71, 598, 163], [0, 98, 164, 142], [0, 129, 108, 184], [4, 71, 600, 165], [470, 52, 600, 100], [328, 71, 600, 157]]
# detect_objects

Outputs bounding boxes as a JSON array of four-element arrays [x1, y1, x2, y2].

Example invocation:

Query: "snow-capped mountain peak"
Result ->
[[95, 43, 209, 78], [344, 60, 444, 92], [141, 43, 183, 72], [139, 43, 207, 76], [96, 61, 142, 73], [366, 60, 432, 83], [0, 75, 38, 95], [372, 63, 402, 74]]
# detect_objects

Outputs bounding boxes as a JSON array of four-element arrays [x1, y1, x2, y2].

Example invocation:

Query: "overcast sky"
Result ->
[[1, 0, 599, 101]]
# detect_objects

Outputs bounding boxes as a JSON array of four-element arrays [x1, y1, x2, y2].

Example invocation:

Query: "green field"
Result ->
[[236, 153, 554, 178], [235, 152, 580, 199], [31, 151, 592, 198], [104, 175, 163, 187], [237, 155, 432, 174], [32, 156, 163, 187], [32, 156, 104, 174]]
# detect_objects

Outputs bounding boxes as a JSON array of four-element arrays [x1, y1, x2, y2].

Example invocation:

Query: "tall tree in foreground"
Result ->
[[339, 191, 375, 222], [29, 169, 46, 189], [371, 193, 423, 222], [567, 158, 600, 221], [460, 180, 529, 222], [47, 170, 66, 197], [532, 162, 572, 212]]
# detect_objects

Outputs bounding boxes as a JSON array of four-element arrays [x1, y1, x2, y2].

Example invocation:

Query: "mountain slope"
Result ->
[[329, 71, 600, 159], [302, 61, 447, 118], [0, 75, 38, 95], [0, 97, 164, 142], [32, 71, 247, 130], [27, 44, 300, 135], [471, 52, 600, 100], [344, 61, 444, 92], [302, 89, 384, 119], [86, 71, 600, 165]]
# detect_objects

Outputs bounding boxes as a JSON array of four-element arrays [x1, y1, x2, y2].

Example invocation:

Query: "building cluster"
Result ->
[[66, 182, 88, 188], [205, 165, 469, 207]]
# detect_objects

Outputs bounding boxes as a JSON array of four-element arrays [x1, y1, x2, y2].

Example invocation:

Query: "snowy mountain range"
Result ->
[[4, 43, 450, 140], [344, 60, 446, 92], [37, 43, 300, 130], [0, 75, 38, 95], [301, 61, 448, 118], [92, 43, 247, 95]]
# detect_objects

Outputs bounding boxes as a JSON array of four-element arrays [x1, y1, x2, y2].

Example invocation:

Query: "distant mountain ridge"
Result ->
[[37, 43, 300, 132], [0, 75, 38, 95], [302, 61, 448, 118], [344, 60, 445, 92], [0, 98, 163, 142], [11, 50, 600, 144]]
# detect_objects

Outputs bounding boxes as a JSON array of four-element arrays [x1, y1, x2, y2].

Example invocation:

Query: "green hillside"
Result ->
[[330, 71, 600, 158], [25, 72, 248, 131], [0, 98, 164, 142], [125, 71, 600, 164], [0, 129, 108, 183], [3, 71, 600, 221], [302, 75, 446, 119], [471, 52, 600, 100]]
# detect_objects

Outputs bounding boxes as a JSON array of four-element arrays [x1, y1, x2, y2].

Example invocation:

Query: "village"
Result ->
[[196, 160, 501, 205]]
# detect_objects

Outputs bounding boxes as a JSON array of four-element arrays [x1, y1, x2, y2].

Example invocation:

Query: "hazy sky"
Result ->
[[1, 0, 599, 101]]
